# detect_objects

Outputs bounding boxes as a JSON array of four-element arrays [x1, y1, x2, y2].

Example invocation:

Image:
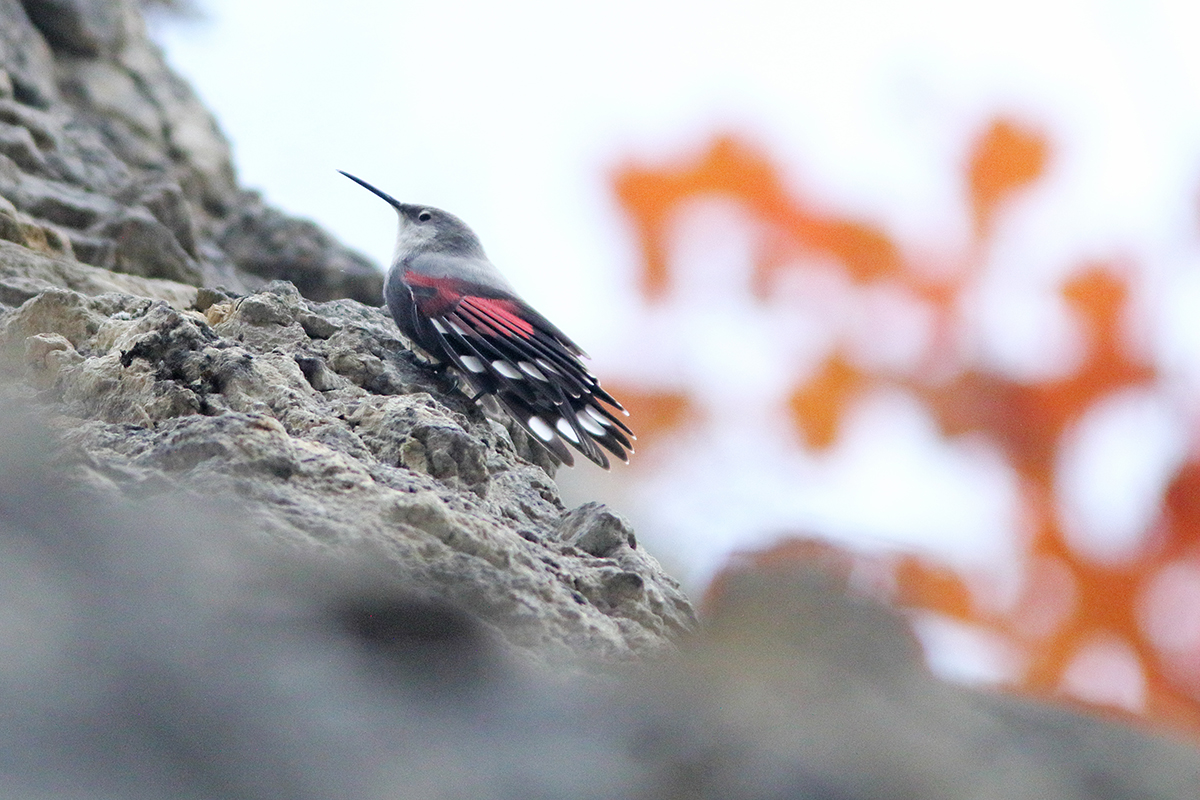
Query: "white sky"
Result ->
[[153, 1, 1200, 609]]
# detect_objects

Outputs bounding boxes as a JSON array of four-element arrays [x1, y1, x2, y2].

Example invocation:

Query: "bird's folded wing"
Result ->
[[410, 280, 633, 469]]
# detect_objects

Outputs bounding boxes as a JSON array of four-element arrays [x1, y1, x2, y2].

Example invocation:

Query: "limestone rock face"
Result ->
[[0, 260, 694, 664], [0, 0, 381, 302]]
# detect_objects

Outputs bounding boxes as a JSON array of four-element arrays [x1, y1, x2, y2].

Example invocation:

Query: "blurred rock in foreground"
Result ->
[[2, 401, 1198, 799]]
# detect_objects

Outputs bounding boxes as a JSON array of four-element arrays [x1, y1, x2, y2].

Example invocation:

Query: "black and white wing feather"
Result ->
[[402, 271, 633, 468]]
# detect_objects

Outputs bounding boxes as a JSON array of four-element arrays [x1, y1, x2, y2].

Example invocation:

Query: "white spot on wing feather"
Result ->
[[518, 361, 547, 380], [528, 416, 555, 441], [492, 360, 522, 379], [536, 358, 561, 375], [555, 417, 580, 443], [585, 405, 612, 427], [431, 318, 449, 334], [449, 320, 470, 337], [460, 355, 486, 373], [576, 412, 605, 437]]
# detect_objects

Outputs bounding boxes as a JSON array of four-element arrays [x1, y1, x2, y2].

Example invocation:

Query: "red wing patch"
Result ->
[[459, 296, 535, 339], [406, 273, 464, 316], [405, 273, 535, 340]]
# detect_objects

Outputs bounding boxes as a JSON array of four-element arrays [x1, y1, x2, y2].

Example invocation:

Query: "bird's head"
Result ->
[[339, 171, 485, 261]]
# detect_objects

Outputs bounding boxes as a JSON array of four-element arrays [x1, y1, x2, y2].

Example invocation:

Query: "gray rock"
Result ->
[[0, 117, 51, 172], [0, 237, 195, 309], [217, 191, 385, 304], [0, 0, 58, 106], [0, 0, 382, 303], [23, 0, 126, 57], [0, 402, 637, 800], [1, 402, 1197, 800], [92, 204, 201, 282], [0, 273, 694, 665], [122, 177, 198, 255], [558, 501, 638, 556]]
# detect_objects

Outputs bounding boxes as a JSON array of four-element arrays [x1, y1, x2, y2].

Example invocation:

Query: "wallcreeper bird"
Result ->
[[340, 171, 633, 468]]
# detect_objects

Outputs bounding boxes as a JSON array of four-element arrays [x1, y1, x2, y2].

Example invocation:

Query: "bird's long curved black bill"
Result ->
[[338, 170, 403, 210]]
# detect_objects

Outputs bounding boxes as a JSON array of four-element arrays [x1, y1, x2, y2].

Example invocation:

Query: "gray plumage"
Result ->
[[341, 171, 633, 468]]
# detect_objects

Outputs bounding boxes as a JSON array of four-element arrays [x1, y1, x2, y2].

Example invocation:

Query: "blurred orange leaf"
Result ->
[[968, 119, 1049, 238], [605, 387, 694, 444], [786, 354, 867, 450]]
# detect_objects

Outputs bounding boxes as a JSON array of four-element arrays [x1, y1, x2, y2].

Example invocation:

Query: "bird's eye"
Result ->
[[417, 210, 432, 222]]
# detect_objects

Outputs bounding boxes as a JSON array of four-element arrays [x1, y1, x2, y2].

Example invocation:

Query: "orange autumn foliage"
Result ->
[[610, 119, 1200, 739], [613, 136, 905, 300], [968, 119, 1049, 238], [787, 354, 865, 450]]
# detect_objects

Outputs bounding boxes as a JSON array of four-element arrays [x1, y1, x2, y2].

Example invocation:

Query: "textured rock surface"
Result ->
[[0, 258, 694, 663], [0, 0, 381, 302]]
